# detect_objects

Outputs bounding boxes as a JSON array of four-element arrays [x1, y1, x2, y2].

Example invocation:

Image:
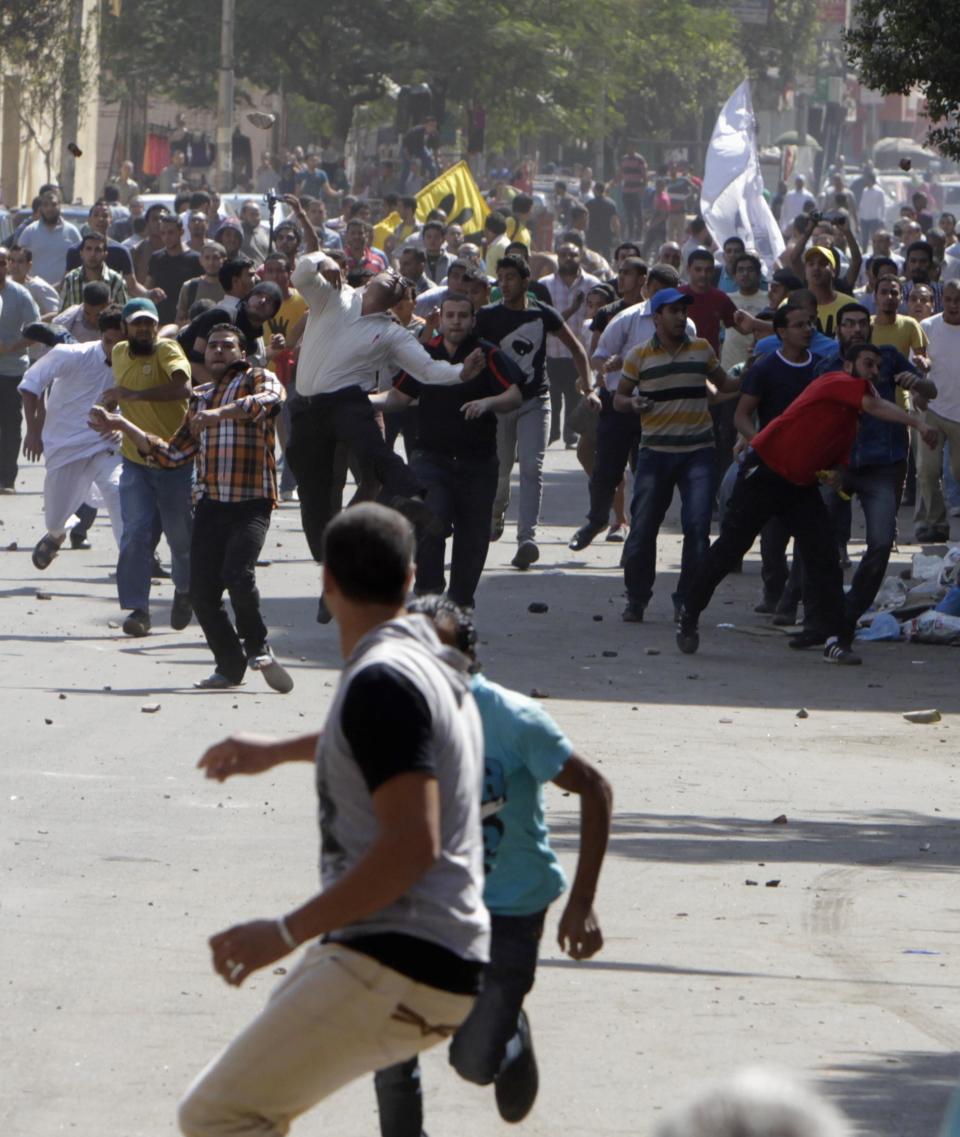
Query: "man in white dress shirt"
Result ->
[[286, 254, 486, 577]]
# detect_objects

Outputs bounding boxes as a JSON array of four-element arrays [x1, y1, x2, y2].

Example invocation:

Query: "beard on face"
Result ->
[[127, 335, 157, 356]]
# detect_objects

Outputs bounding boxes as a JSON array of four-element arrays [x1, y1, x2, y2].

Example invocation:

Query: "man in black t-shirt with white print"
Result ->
[[373, 294, 524, 607], [475, 254, 591, 568]]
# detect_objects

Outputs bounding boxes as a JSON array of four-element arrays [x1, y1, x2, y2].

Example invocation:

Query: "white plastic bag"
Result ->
[[873, 576, 909, 611], [912, 552, 944, 581], [904, 610, 960, 644]]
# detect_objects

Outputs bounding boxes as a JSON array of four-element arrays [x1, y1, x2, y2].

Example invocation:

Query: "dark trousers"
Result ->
[[684, 458, 851, 641], [189, 497, 272, 683], [0, 375, 24, 489], [623, 446, 716, 611], [585, 393, 642, 528], [825, 460, 905, 624], [286, 385, 421, 562], [546, 357, 581, 445], [385, 405, 420, 457], [412, 450, 498, 608], [621, 192, 644, 239], [374, 910, 546, 1137]]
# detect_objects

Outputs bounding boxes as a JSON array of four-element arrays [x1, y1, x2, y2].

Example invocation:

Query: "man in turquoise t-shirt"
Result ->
[[375, 596, 612, 1132]]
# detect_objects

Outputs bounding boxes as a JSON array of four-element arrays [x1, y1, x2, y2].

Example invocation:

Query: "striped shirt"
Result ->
[[144, 362, 283, 504], [59, 264, 127, 310], [620, 334, 720, 452]]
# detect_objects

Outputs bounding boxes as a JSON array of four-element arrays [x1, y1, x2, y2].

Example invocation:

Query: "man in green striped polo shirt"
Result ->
[[614, 287, 741, 623]]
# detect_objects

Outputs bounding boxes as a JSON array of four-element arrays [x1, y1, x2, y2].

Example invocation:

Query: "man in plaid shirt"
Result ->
[[59, 234, 127, 310], [90, 323, 293, 694]]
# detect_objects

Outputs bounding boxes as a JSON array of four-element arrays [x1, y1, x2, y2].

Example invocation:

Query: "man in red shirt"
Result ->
[[677, 344, 938, 665]]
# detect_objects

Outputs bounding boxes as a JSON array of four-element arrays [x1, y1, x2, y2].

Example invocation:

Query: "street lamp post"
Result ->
[[215, 0, 235, 193]]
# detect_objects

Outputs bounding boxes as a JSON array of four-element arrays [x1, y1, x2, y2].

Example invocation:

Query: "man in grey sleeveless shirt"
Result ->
[[179, 503, 490, 1136]]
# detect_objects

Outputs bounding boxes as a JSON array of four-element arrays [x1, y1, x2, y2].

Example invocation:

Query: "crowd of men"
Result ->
[[2, 149, 959, 675], [4, 142, 959, 1134]]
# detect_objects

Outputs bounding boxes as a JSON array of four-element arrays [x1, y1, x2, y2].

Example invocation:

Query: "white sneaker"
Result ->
[[280, 488, 299, 502]]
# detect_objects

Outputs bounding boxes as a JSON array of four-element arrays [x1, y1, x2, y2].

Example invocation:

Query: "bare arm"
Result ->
[[284, 195, 319, 254], [838, 225, 862, 294], [613, 375, 653, 415], [461, 382, 522, 419], [709, 364, 741, 395], [552, 753, 612, 960], [368, 387, 414, 412], [197, 731, 320, 780], [207, 772, 441, 986], [733, 392, 760, 442], [20, 390, 46, 461], [102, 367, 191, 406], [896, 369, 937, 402]]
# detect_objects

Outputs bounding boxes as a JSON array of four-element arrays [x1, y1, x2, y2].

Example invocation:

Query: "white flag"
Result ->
[[701, 80, 784, 275]]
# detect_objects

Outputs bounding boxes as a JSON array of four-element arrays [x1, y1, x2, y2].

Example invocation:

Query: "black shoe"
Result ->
[[490, 513, 505, 542], [568, 523, 604, 551], [122, 609, 151, 637], [32, 532, 65, 570], [494, 1010, 538, 1124], [772, 609, 798, 627], [511, 541, 540, 570], [389, 494, 444, 537], [151, 556, 171, 579], [316, 595, 332, 624], [823, 641, 862, 666], [70, 531, 91, 550], [754, 596, 780, 615], [788, 629, 826, 650], [170, 590, 193, 631], [676, 607, 699, 654], [622, 603, 644, 623]]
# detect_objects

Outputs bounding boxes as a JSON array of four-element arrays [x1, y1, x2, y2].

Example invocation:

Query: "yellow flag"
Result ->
[[373, 211, 400, 252], [416, 161, 489, 237]]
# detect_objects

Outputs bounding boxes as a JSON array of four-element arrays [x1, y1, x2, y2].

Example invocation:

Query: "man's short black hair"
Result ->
[[422, 219, 444, 236], [145, 203, 169, 220], [905, 239, 933, 261], [189, 190, 211, 210], [81, 281, 110, 306], [440, 291, 475, 314], [555, 180, 568, 193], [274, 219, 302, 241], [560, 229, 584, 249], [496, 253, 531, 280], [160, 213, 182, 228], [349, 198, 370, 218], [619, 256, 648, 276], [102, 184, 120, 204], [614, 242, 642, 260], [80, 232, 107, 248], [771, 268, 803, 291], [868, 255, 898, 277], [723, 234, 745, 250], [400, 245, 426, 264], [407, 594, 478, 663], [400, 195, 418, 211], [207, 322, 243, 343], [484, 212, 507, 236], [844, 342, 881, 365], [512, 193, 534, 215], [219, 256, 253, 291], [505, 241, 529, 259], [773, 303, 808, 334], [98, 304, 124, 332], [687, 248, 715, 267], [647, 263, 681, 289], [734, 252, 762, 274], [322, 503, 415, 606], [11, 244, 31, 263], [836, 301, 872, 326]]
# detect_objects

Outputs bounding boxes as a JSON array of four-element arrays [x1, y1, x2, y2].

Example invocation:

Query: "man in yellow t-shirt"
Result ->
[[802, 245, 854, 337], [870, 274, 929, 358], [103, 298, 193, 638]]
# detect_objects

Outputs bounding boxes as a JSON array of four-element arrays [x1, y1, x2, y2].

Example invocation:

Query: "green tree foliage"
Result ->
[[845, 0, 960, 159], [98, 0, 746, 149]]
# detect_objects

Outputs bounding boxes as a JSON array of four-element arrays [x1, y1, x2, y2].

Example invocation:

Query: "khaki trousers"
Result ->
[[178, 943, 474, 1137], [915, 408, 960, 532]]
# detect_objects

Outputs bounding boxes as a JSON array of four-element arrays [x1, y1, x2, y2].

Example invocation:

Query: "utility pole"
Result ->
[[58, 0, 85, 202], [215, 0, 236, 193]]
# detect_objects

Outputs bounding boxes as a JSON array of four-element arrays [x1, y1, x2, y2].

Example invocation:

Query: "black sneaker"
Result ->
[[568, 523, 603, 551], [494, 1010, 538, 1123], [622, 603, 644, 623], [316, 595, 332, 624], [151, 556, 171, 579], [823, 641, 862, 665], [788, 629, 827, 650], [754, 596, 779, 614], [171, 590, 193, 631], [122, 609, 151, 637], [249, 650, 294, 693], [772, 609, 798, 626], [490, 513, 505, 542], [511, 541, 540, 570], [676, 608, 699, 654], [70, 531, 91, 550]]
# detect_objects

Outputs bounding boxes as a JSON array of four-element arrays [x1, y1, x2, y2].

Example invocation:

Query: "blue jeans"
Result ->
[[622, 446, 716, 611], [825, 460, 905, 624], [117, 458, 193, 611], [374, 910, 546, 1137]]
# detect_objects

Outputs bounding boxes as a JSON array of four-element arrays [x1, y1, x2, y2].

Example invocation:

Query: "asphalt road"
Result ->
[[2, 446, 958, 1137]]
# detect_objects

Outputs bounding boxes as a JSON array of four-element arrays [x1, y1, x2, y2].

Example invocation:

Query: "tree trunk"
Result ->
[[58, 0, 85, 202]]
